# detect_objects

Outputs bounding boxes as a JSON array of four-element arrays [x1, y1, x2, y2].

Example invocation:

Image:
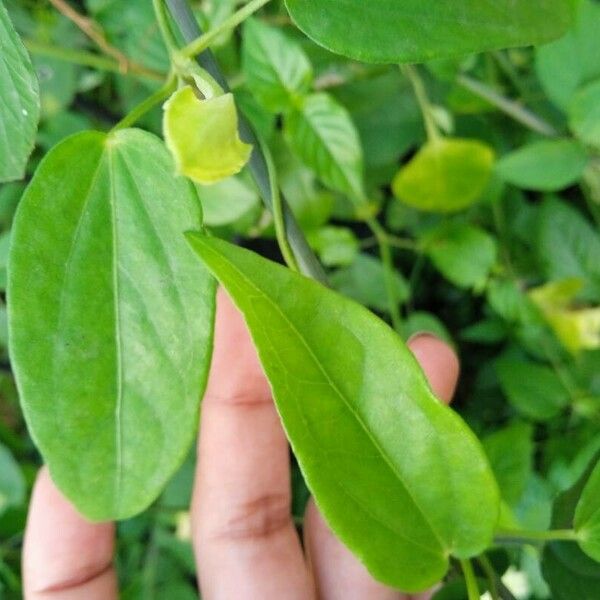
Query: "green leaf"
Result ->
[[424, 223, 498, 289], [195, 176, 260, 227], [0, 0, 40, 182], [496, 139, 589, 192], [242, 18, 313, 113], [392, 139, 494, 213], [536, 0, 600, 110], [285, 93, 365, 203], [163, 87, 252, 185], [495, 359, 570, 421], [186, 234, 500, 592], [284, 0, 574, 64], [569, 79, 600, 151], [537, 198, 600, 301], [307, 226, 359, 267], [483, 422, 533, 507], [330, 253, 410, 312], [575, 460, 600, 561], [0, 444, 25, 515], [8, 130, 216, 520]]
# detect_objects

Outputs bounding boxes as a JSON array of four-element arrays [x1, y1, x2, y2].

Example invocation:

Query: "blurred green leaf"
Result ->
[[392, 139, 494, 213], [0, 444, 25, 515], [569, 79, 600, 151], [496, 139, 589, 192], [574, 459, 600, 561], [307, 226, 359, 266]]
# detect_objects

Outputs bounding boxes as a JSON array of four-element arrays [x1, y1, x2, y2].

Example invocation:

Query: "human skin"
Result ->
[[22, 289, 460, 600]]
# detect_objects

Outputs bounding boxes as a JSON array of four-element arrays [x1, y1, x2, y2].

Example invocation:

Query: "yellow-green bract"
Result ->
[[8, 129, 216, 520], [186, 233, 500, 592]]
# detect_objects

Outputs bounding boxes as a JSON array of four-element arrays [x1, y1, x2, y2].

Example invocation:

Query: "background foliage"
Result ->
[[1, 0, 600, 598]]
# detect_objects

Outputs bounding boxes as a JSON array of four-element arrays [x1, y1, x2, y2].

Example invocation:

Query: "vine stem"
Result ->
[[494, 528, 578, 545], [152, 0, 179, 53], [113, 76, 176, 130], [182, 0, 274, 58], [477, 555, 500, 600], [401, 65, 441, 142], [460, 559, 481, 600], [366, 218, 404, 335], [24, 39, 164, 81], [258, 137, 300, 272], [456, 75, 558, 137]]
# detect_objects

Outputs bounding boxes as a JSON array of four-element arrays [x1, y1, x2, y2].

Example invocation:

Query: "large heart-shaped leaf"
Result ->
[[186, 234, 500, 592], [0, 1, 40, 182], [284, 0, 575, 64], [8, 129, 216, 520]]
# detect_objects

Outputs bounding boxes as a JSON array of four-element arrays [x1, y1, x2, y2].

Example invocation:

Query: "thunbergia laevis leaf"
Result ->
[[0, 1, 40, 182], [163, 86, 252, 184], [8, 129, 216, 520], [186, 234, 500, 592]]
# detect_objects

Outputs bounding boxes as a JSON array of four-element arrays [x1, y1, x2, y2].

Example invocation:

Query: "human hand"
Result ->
[[22, 289, 459, 599]]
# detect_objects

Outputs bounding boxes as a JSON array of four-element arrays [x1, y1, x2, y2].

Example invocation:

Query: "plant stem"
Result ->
[[24, 39, 164, 81], [494, 528, 577, 545], [366, 218, 404, 334], [49, 0, 136, 72], [182, 0, 273, 58], [460, 559, 481, 600], [457, 75, 558, 137], [113, 76, 176, 130], [477, 555, 500, 600], [402, 65, 441, 142], [258, 137, 300, 272], [166, 0, 327, 283], [152, 0, 179, 53]]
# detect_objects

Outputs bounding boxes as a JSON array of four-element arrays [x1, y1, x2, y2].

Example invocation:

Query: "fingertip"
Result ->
[[407, 333, 460, 404]]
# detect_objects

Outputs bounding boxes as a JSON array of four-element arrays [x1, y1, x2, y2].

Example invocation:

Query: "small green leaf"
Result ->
[[330, 253, 410, 313], [285, 93, 365, 203], [0, 0, 40, 182], [575, 460, 600, 561], [285, 0, 574, 64], [8, 129, 216, 520], [186, 234, 500, 592], [242, 18, 313, 113], [392, 139, 494, 213], [496, 139, 589, 192], [163, 87, 252, 184], [569, 80, 600, 151], [307, 226, 359, 267], [423, 223, 497, 289], [195, 176, 260, 227], [495, 359, 570, 421]]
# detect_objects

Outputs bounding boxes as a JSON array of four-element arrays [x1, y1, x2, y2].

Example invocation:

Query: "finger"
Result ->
[[23, 467, 117, 600], [191, 289, 313, 599], [304, 333, 460, 600]]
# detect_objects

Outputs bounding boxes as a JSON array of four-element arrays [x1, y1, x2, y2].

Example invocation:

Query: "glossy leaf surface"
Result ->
[[284, 0, 574, 64], [392, 139, 494, 213], [242, 18, 312, 113], [186, 234, 500, 592], [163, 87, 252, 184], [285, 93, 365, 203], [8, 130, 216, 520], [0, 1, 40, 182]]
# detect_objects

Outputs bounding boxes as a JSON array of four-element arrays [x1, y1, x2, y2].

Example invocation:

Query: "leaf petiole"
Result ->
[[401, 65, 441, 143], [113, 75, 176, 130], [181, 0, 274, 59], [494, 528, 578, 545], [460, 558, 481, 600]]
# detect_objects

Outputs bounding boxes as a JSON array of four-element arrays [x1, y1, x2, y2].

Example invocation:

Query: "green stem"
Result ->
[[457, 75, 558, 137], [494, 528, 577, 545], [402, 65, 441, 142], [258, 137, 300, 272], [460, 559, 481, 600], [366, 218, 403, 334], [182, 0, 273, 58], [24, 39, 164, 81], [113, 76, 176, 130], [153, 0, 179, 53], [477, 555, 500, 600]]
